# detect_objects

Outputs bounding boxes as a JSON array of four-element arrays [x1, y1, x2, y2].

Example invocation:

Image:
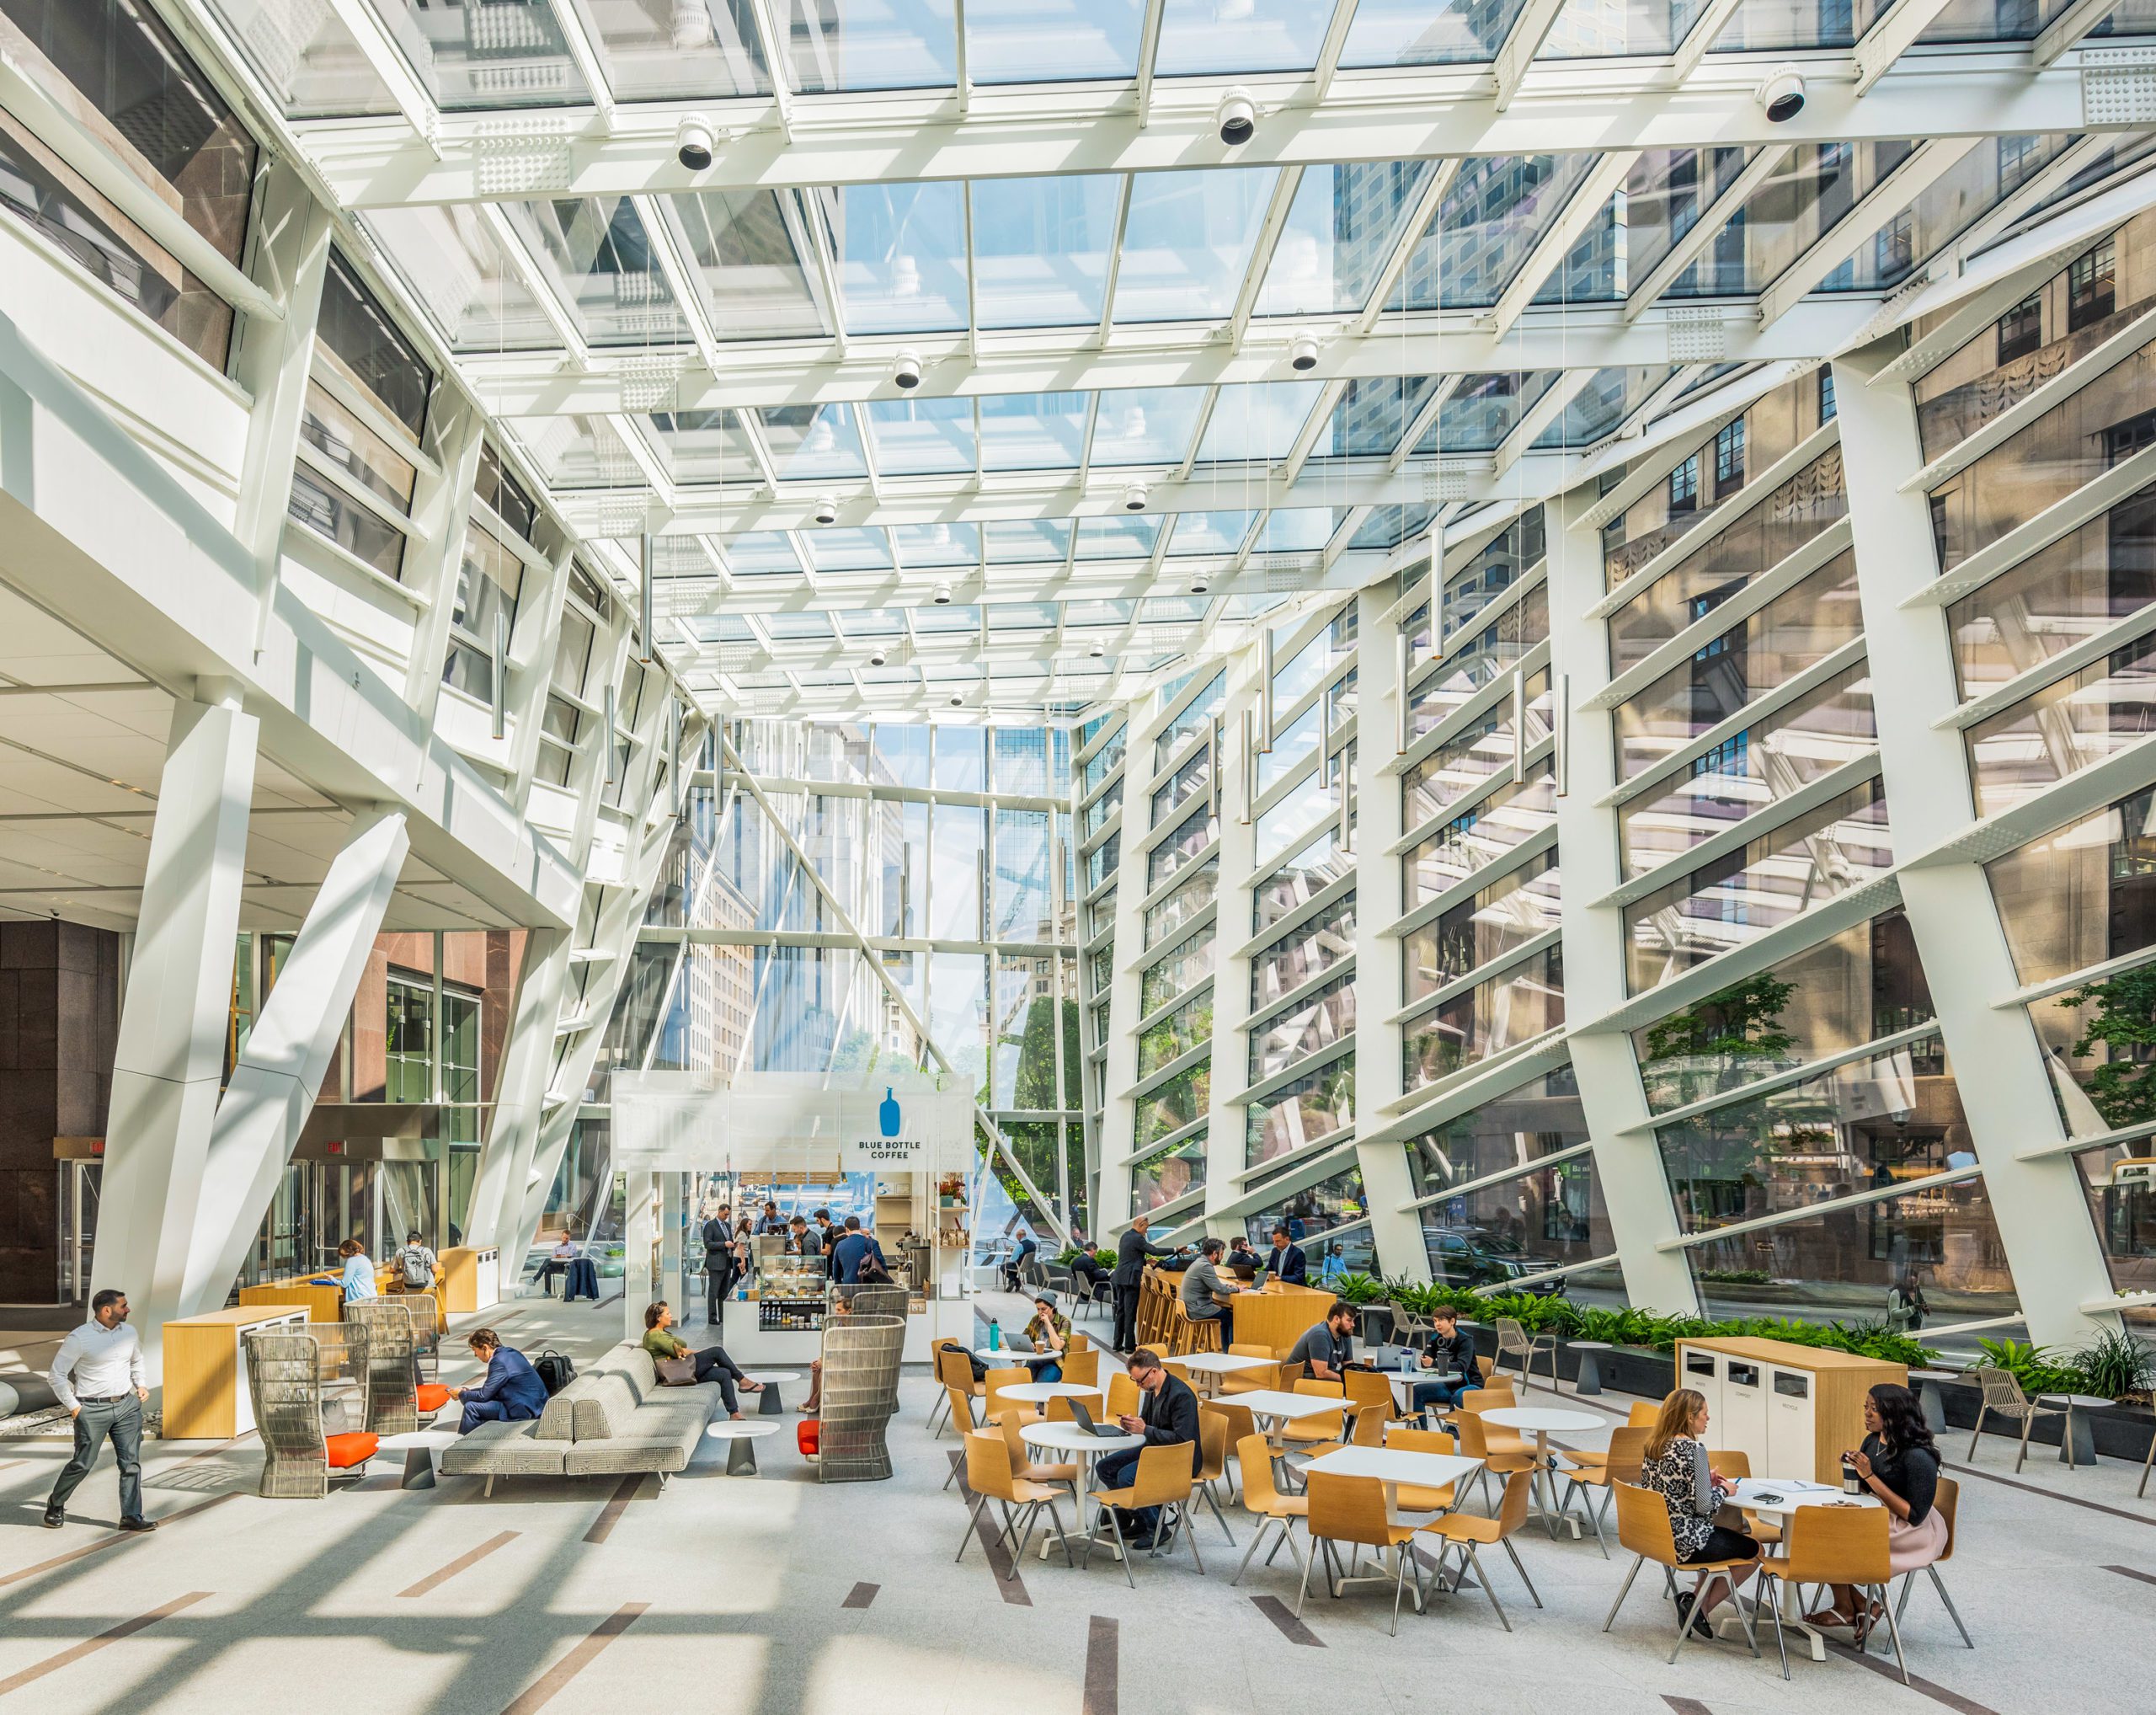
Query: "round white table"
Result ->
[[1720, 1479, 1886, 1661], [1000, 1381, 1106, 1406], [2038, 1392, 2112, 1467], [1020, 1420, 1144, 1562], [1481, 1405, 1605, 1538], [1168, 1351, 1274, 1396], [1383, 1368, 1461, 1418], [704, 1418, 781, 1476], [975, 1348, 1057, 1368], [375, 1428, 460, 1490], [744, 1370, 800, 1417]]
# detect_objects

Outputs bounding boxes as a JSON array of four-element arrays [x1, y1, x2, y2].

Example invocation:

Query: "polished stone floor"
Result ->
[[0, 1290, 2148, 1715]]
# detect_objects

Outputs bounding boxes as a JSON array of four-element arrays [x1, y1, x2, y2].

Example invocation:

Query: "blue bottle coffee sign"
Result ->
[[878, 1087, 902, 1138]]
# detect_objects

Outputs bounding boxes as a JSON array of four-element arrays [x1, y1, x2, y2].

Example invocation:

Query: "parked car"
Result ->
[[1423, 1226, 1567, 1296]]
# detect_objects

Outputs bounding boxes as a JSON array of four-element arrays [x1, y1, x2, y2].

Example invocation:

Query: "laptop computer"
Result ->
[[1065, 1398, 1129, 1439]]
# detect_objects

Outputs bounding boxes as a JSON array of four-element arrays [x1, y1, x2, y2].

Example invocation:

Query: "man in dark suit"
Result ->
[[702, 1203, 738, 1324], [1095, 1346, 1201, 1543], [1112, 1215, 1173, 1353], [1265, 1224, 1309, 1285]]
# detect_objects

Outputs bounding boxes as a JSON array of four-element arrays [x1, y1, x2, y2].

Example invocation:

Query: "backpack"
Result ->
[[531, 1349, 576, 1396], [399, 1247, 433, 1289]]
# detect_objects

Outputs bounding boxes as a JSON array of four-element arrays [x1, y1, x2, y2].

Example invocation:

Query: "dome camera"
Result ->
[[1216, 89, 1257, 147], [1189, 573, 1211, 595], [893, 348, 924, 390], [931, 580, 953, 605], [675, 116, 717, 172], [1757, 66, 1805, 124], [1289, 334, 1320, 372], [867, 646, 888, 668], [1122, 481, 1149, 513], [948, 689, 965, 707], [814, 494, 838, 526]]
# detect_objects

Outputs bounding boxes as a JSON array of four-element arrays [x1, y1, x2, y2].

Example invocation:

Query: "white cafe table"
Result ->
[[1020, 1419, 1144, 1562], [1229, 1387, 1346, 1447], [1717, 1478, 1885, 1662], [1167, 1351, 1274, 1395], [375, 1429, 461, 1490], [1384, 1368, 1461, 1415], [975, 1348, 1057, 1368], [1000, 1381, 1105, 1407], [1302, 1445, 1483, 1604], [1480, 1405, 1605, 1538]]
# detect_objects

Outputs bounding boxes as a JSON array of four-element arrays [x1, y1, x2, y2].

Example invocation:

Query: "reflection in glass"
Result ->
[[839, 180, 966, 334], [669, 190, 822, 339], [1404, 767, 1556, 908], [1966, 630, 2156, 818], [1256, 162, 1435, 318], [785, 0, 958, 89], [1132, 1125, 1207, 1211], [1255, 825, 1352, 932], [1406, 1063, 1586, 1198], [1157, 0, 1323, 73], [1253, 890, 1356, 1011], [1242, 1162, 1368, 1248], [1404, 948, 1563, 1092], [366, 206, 558, 350], [569, 0, 771, 99], [505, 197, 689, 346], [1249, 973, 1356, 1083], [1113, 168, 1273, 323], [371, 0, 590, 108], [1406, 850, 1560, 1002], [1248, 1054, 1355, 1167]]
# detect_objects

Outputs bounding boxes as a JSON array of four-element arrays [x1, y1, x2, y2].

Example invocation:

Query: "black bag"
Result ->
[[531, 1349, 576, 1397]]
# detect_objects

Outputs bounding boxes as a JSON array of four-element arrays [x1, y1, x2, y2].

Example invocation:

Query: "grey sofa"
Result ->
[[439, 1344, 725, 1493]]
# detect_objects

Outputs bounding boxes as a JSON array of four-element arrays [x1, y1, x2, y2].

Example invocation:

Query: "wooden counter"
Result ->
[[163, 1306, 310, 1440], [1674, 1336, 1906, 1485], [439, 1246, 502, 1314], [1135, 1269, 1331, 1356], [238, 1277, 344, 1323]]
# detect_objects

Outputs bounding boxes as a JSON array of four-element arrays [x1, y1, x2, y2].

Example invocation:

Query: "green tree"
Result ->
[[2063, 966, 2156, 1127]]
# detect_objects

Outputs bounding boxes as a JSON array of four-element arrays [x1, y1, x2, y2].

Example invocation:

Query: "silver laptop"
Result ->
[[1065, 1398, 1128, 1439]]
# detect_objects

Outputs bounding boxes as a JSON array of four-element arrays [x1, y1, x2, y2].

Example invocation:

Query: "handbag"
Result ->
[[654, 1354, 698, 1386]]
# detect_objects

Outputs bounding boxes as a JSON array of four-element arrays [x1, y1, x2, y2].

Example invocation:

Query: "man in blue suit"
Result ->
[[449, 1328, 547, 1434], [830, 1215, 888, 1283], [1266, 1224, 1309, 1285]]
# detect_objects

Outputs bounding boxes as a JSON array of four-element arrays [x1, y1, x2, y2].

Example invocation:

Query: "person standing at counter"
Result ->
[[1112, 1215, 1175, 1354], [338, 1237, 377, 1304], [702, 1204, 739, 1325], [830, 1215, 887, 1285]]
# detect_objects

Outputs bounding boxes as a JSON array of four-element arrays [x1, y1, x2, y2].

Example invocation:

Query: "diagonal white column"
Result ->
[[462, 925, 570, 1250], [90, 686, 259, 1381], [1548, 492, 1702, 1314], [1833, 339, 2119, 1347], [179, 807, 411, 1316]]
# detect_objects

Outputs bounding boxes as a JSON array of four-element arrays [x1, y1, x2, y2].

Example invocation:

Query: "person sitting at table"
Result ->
[[641, 1301, 760, 1420], [1096, 1347, 1201, 1543], [337, 1237, 377, 1304], [1225, 1237, 1258, 1280], [1408, 1305, 1480, 1424], [1807, 1382, 1947, 1641], [1180, 1238, 1249, 1347], [1288, 1300, 1358, 1382], [448, 1329, 547, 1435], [1069, 1243, 1110, 1297], [538, 1233, 577, 1295], [1023, 1291, 1071, 1385], [1642, 1386, 1758, 1638], [1265, 1224, 1309, 1285]]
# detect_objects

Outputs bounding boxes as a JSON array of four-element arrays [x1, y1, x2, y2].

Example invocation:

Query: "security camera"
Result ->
[[675, 116, 717, 172], [1756, 66, 1805, 124], [867, 646, 888, 668], [932, 580, 953, 605], [1089, 639, 1105, 659], [1216, 89, 1257, 147], [1189, 573, 1210, 595], [893, 348, 924, 390], [948, 689, 965, 707], [1122, 481, 1149, 513], [1289, 334, 1320, 372], [814, 494, 838, 526]]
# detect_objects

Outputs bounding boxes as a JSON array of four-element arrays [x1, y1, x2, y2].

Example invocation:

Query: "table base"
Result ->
[[400, 1447, 437, 1491]]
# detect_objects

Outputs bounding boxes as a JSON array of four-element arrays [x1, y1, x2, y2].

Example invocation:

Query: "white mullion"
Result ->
[[1280, 378, 1349, 484], [2035, 0, 2125, 65], [780, 190, 843, 340], [607, 414, 676, 509], [1950, 133, 2116, 265], [482, 204, 590, 366], [1096, 175, 1136, 348], [1670, 0, 1746, 79], [1854, 0, 1964, 93], [1386, 375, 1463, 474], [798, 191, 850, 356], [963, 181, 981, 362], [1075, 391, 1104, 493], [1176, 386, 1221, 481], [1605, 362, 1703, 445], [634, 195, 722, 373], [1351, 159, 1462, 334], [736, 409, 782, 492], [1135, 0, 1167, 129], [744, 0, 797, 140], [1755, 137, 1984, 330], [1311, 0, 1364, 101], [547, 0, 619, 127], [1228, 167, 1305, 350], [1625, 147, 1791, 320], [1492, 368, 1593, 477], [855, 405, 888, 502], [322, 0, 442, 149], [1491, 0, 1568, 110], [953, 0, 972, 113], [1488, 151, 1640, 341]]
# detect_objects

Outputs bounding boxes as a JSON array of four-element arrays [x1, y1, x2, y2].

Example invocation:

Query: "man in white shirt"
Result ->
[[45, 1288, 152, 1531]]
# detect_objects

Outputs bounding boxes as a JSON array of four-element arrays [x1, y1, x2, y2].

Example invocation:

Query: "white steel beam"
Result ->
[[1624, 146, 1790, 319], [320, 0, 441, 148], [1492, 0, 1569, 110], [1489, 151, 1640, 341], [181, 808, 412, 1316], [1312, 0, 1364, 103], [1136, 0, 1166, 128], [1227, 166, 1304, 350], [2033, 0, 2120, 67], [298, 52, 2103, 207], [466, 927, 571, 1249], [1853, 0, 1962, 95], [1671, 0, 1745, 80]]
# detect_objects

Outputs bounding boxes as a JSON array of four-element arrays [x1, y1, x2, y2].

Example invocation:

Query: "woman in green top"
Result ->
[[642, 1301, 759, 1419], [1024, 1292, 1071, 1386]]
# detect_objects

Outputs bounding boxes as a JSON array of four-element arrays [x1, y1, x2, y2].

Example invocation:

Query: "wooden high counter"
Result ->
[[237, 1275, 344, 1323], [163, 1305, 310, 1439], [1674, 1336, 1905, 1485], [1137, 1269, 1331, 1356]]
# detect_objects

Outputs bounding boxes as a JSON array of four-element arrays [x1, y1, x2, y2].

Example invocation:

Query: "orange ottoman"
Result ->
[[796, 1420, 820, 1456], [415, 1384, 451, 1415], [325, 1431, 378, 1471]]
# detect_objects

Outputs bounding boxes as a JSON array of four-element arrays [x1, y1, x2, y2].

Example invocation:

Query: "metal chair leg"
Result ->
[[2015, 1414, 2033, 1474], [1602, 1555, 1645, 1632], [1294, 1531, 1316, 1617], [1231, 1517, 1273, 1585], [956, 1493, 990, 1563], [1043, 1499, 1075, 1568], [1877, 1582, 1912, 1685], [1502, 1537, 1542, 1608], [1201, 1481, 1236, 1545], [1765, 1572, 1792, 1680], [1967, 1403, 1987, 1461], [1184, 1504, 1208, 1574], [1930, 1565, 1975, 1648], [1468, 1545, 1511, 1632]]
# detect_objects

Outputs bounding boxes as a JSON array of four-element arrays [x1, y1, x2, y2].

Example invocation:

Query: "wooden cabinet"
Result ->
[[1674, 1336, 1905, 1484], [162, 1306, 309, 1440], [439, 1246, 501, 1313]]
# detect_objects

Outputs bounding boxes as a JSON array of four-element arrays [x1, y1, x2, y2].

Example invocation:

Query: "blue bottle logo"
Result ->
[[878, 1087, 901, 1138]]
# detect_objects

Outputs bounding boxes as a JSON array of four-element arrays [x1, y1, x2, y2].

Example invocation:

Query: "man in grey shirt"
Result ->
[[1287, 1301, 1358, 1381], [1179, 1237, 1247, 1346]]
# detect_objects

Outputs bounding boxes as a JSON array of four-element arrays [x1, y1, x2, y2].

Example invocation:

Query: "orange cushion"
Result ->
[[325, 1431, 378, 1469], [415, 1384, 451, 1413], [796, 1420, 820, 1456]]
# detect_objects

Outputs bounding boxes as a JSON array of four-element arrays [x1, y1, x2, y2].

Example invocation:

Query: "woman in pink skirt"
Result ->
[[1807, 1382, 1949, 1641]]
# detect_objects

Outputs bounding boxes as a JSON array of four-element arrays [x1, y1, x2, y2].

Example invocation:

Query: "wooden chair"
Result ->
[[1892, 1476, 1973, 1649], [1278, 1377, 1348, 1456], [1557, 1424, 1650, 1556], [1220, 1344, 1281, 1395], [1105, 1372, 1140, 1420], [1756, 1501, 1904, 1682], [983, 1366, 1041, 1429], [1383, 1427, 1462, 1516], [995, 1409, 1079, 1498], [1966, 1366, 2065, 1472], [1061, 1346, 1100, 1391], [1454, 1408, 1536, 1512], [1086, 1444, 1205, 1587], [1299, 1472, 1424, 1635], [1205, 1400, 1257, 1499], [931, 1345, 982, 1438], [1495, 1317, 1558, 1392], [2140, 1424, 2155, 1499], [1602, 1482, 1760, 1664], [939, 1383, 981, 1490], [1705, 1448, 1779, 1547], [1191, 1408, 1236, 1542], [1343, 1368, 1396, 1422], [1230, 1434, 1308, 1586], [958, 1430, 1072, 1574], [1418, 1467, 1542, 1632]]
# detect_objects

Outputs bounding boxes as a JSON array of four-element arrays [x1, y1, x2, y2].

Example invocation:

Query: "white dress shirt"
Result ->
[[48, 1317, 145, 1411]]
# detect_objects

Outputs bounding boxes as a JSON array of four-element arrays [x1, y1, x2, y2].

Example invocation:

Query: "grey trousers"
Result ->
[[49, 1396, 144, 1520]]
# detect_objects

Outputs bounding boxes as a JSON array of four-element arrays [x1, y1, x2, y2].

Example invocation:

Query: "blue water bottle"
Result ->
[[989, 1321, 1001, 1351]]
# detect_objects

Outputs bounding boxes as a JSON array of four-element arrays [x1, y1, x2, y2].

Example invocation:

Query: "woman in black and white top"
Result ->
[[1641, 1387, 1758, 1636], [1807, 1382, 1947, 1638]]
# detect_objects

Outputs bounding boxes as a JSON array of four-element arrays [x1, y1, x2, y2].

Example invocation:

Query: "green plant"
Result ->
[[2062, 966, 2156, 1127], [2072, 1328, 2156, 1399], [1329, 1270, 1386, 1306], [1698, 1268, 1770, 1285], [1974, 1337, 2084, 1396]]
